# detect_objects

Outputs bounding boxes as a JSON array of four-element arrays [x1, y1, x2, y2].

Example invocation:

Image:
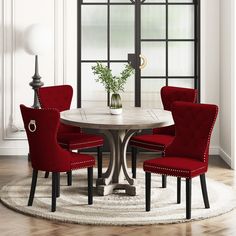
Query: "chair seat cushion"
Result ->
[[70, 152, 95, 170], [130, 134, 174, 152], [143, 157, 207, 178], [58, 133, 104, 150]]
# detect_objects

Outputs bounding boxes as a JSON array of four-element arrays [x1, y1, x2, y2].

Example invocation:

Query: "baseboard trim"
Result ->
[[219, 148, 232, 168], [209, 146, 220, 155], [0, 147, 28, 156]]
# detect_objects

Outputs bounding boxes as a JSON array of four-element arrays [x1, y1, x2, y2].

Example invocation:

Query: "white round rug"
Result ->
[[1, 169, 236, 226]]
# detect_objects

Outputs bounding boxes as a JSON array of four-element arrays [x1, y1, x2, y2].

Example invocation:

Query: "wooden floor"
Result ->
[[0, 154, 235, 236]]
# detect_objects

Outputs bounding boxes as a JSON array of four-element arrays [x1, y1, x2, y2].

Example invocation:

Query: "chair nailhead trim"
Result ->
[[71, 159, 94, 166], [145, 165, 189, 174], [203, 106, 218, 162], [163, 106, 219, 162], [144, 165, 206, 178]]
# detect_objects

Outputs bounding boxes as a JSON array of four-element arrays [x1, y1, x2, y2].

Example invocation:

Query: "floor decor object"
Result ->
[[1, 169, 236, 226], [24, 24, 52, 108]]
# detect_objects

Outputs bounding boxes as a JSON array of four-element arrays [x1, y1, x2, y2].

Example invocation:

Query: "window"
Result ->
[[77, 0, 200, 107]]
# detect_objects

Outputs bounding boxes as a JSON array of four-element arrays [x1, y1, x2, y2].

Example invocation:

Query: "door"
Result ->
[[77, 0, 200, 108]]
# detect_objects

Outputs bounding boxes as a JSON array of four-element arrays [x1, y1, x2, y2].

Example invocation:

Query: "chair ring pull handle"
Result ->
[[28, 120, 37, 133]]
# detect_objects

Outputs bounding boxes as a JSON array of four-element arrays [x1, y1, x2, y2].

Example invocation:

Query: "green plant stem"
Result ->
[[91, 62, 134, 94]]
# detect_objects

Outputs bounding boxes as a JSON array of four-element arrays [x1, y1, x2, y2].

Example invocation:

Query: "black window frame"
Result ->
[[77, 0, 201, 108]]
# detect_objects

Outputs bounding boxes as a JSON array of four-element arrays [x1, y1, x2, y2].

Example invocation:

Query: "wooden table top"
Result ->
[[60, 107, 173, 130]]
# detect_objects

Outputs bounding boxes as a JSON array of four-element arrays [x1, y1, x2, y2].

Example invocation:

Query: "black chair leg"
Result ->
[[162, 175, 167, 188], [97, 146, 102, 178], [28, 169, 38, 206], [145, 172, 151, 211], [44, 172, 49, 178], [28, 153, 31, 162], [200, 174, 210, 208], [186, 178, 192, 219], [131, 147, 137, 179], [56, 173, 60, 198], [88, 167, 93, 205], [177, 177, 181, 204], [52, 172, 57, 212], [161, 151, 167, 188], [67, 171, 72, 186]]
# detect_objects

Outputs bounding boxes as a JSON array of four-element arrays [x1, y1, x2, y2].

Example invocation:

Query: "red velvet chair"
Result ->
[[20, 105, 95, 212], [143, 102, 218, 219], [37, 85, 104, 184], [130, 86, 197, 187]]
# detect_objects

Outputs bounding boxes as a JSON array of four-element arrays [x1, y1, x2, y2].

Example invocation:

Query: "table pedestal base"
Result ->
[[96, 129, 139, 196], [97, 183, 139, 196]]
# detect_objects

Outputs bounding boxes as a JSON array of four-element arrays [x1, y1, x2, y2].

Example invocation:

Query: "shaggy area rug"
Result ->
[[1, 169, 236, 226]]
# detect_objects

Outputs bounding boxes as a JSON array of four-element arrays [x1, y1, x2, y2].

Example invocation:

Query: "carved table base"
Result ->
[[96, 129, 139, 196]]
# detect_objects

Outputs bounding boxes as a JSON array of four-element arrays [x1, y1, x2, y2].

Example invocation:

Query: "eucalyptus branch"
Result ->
[[92, 62, 134, 94]]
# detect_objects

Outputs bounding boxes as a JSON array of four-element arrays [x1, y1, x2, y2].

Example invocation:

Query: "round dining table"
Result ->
[[60, 107, 173, 196]]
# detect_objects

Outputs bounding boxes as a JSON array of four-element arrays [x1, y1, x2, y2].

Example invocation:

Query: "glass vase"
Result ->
[[110, 93, 122, 115]]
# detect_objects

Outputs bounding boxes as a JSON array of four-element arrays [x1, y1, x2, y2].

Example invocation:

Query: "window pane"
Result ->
[[169, 5, 194, 39], [81, 63, 107, 107], [141, 79, 166, 108], [168, 79, 194, 89], [141, 5, 166, 39], [110, 6, 134, 60], [141, 42, 166, 77], [168, 42, 194, 76], [81, 6, 107, 60]]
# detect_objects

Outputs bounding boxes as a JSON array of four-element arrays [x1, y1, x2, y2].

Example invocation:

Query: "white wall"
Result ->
[[233, 0, 236, 169], [0, 0, 77, 155], [0, 0, 224, 158], [201, 0, 220, 155], [219, 0, 235, 168]]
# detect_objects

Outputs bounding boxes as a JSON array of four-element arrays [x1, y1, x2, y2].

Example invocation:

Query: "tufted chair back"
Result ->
[[164, 101, 218, 163], [153, 86, 197, 136], [20, 105, 71, 172], [161, 86, 197, 111], [38, 85, 73, 112], [37, 85, 80, 134]]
